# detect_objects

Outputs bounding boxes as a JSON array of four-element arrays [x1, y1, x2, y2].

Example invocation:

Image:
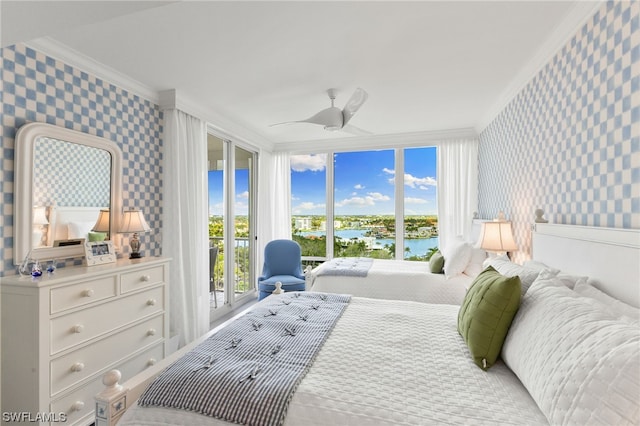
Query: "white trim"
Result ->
[[275, 127, 477, 154], [475, 1, 604, 132], [25, 38, 159, 103], [26, 39, 275, 153], [533, 223, 640, 249]]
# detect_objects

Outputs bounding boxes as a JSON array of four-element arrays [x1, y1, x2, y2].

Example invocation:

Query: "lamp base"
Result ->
[[129, 252, 143, 259]]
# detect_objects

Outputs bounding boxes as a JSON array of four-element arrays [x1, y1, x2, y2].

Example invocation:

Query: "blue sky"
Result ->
[[208, 147, 437, 217], [291, 147, 437, 216], [208, 169, 249, 216]]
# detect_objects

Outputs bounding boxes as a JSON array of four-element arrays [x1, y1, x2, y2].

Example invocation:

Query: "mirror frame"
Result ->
[[14, 123, 123, 264]]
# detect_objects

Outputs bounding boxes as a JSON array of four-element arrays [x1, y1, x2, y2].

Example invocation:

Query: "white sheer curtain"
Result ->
[[163, 109, 209, 347], [437, 138, 479, 251], [257, 151, 292, 270]]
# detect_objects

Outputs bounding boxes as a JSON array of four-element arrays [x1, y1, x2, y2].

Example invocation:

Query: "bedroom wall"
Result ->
[[0, 43, 164, 276], [478, 1, 639, 263]]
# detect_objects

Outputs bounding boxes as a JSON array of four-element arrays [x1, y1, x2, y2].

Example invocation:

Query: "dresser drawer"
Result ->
[[51, 343, 164, 425], [50, 315, 165, 396], [121, 264, 166, 294], [50, 276, 117, 314], [50, 286, 165, 354]]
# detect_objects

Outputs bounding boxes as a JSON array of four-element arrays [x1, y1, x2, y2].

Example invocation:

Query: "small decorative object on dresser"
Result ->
[[84, 240, 117, 266], [1, 257, 170, 426]]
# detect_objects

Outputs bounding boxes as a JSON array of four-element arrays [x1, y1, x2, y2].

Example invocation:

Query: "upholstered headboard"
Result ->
[[532, 223, 640, 308], [47, 206, 106, 246]]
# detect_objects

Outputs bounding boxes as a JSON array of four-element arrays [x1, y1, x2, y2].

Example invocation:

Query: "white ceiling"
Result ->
[[1, 1, 601, 149]]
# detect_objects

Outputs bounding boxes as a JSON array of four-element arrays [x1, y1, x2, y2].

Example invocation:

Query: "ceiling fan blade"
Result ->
[[341, 88, 368, 126], [269, 121, 306, 127], [305, 106, 344, 128], [341, 124, 372, 136]]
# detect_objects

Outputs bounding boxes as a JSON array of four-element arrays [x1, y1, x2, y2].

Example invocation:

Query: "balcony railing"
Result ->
[[209, 237, 252, 296]]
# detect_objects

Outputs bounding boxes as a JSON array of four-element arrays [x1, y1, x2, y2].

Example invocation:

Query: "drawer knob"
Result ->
[[147, 328, 156, 336], [141, 274, 151, 282], [147, 358, 157, 366], [71, 401, 85, 412], [70, 362, 85, 372], [71, 324, 84, 334], [81, 289, 94, 297], [146, 298, 157, 306]]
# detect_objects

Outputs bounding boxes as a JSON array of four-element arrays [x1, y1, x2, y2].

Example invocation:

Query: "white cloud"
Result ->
[[383, 168, 436, 188], [292, 201, 326, 214], [354, 184, 364, 189], [405, 197, 428, 204], [237, 191, 249, 199], [336, 192, 390, 207], [405, 173, 436, 188], [291, 154, 327, 172]]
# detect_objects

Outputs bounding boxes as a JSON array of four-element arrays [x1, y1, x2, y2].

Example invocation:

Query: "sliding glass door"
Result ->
[[207, 133, 257, 322]]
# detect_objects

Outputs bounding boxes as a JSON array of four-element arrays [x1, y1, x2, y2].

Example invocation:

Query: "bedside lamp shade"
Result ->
[[479, 221, 518, 254], [32, 206, 49, 247], [92, 209, 110, 233], [119, 208, 151, 259]]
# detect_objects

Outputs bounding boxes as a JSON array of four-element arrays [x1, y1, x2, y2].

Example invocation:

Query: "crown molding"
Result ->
[[475, 0, 604, 133], [26, 37, 160, 103], [274, 127, 478, 154], [24, 38, 275, 152]]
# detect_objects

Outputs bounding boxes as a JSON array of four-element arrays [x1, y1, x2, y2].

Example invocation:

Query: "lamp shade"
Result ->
[[119, 208, 151, 233], [479, 221, 518, 253], [33, 206, 49, 225], [92, 209, 110, 232]]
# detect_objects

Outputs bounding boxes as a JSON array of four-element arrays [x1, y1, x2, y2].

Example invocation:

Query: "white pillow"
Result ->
[[483, 256, 553, 293], [463, 247, 487, 278], [67, 221, 95, 240], [574, 279, 640, 324], [553, 273, 588, 289], [502, 278, 640, 425], [442, 242, 472, 279], [523, 260, 561, 275]]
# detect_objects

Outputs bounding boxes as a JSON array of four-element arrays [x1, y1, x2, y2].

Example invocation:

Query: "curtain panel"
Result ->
[[257, 151, 292, 271], [163, 109, 210, 347], [437, 138, 479, 251]]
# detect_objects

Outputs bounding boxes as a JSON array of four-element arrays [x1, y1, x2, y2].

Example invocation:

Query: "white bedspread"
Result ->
[[119, 298, 547, 425], [309, 259, 471, 305]]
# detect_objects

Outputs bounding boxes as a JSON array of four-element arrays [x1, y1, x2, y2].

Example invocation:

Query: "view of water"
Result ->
[[300, 229, 439, 258]]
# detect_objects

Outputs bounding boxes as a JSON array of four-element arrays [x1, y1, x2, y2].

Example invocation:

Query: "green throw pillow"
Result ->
[[429, 250, 445, 273], [457, 266, 522, 370], [88, 232, 107, 242]]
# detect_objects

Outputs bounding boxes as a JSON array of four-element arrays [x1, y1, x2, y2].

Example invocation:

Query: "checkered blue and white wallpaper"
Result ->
[[34, 137, 111, 207], [478, 1, 639, 263], [1, 43, 163, 275]]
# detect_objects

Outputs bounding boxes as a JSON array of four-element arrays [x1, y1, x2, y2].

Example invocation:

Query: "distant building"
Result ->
[[294, 217, 312, 230]]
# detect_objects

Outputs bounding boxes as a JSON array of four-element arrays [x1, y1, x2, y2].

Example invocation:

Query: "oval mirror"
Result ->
[[14, 123, 123, 264]]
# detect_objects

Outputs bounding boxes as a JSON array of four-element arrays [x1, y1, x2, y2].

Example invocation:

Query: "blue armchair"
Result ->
[[258, 239, 306, 300]]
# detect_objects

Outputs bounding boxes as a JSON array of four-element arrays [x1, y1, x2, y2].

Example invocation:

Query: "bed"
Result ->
[[47, 205, 107, 246], [97, 223, 640, 426], [307, 256, 477, 305], [307, 221, 490, 305]]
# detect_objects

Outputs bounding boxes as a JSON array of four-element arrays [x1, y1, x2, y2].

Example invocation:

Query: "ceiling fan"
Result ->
[[271, 88, 370, 135]]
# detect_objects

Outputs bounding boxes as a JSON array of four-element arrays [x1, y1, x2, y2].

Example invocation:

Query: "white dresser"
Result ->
[[1, 257, 170, 425]]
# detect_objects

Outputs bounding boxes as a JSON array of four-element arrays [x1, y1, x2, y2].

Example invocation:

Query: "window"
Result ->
[[291, 154, 327, 264], [291, 147, 437, 262]]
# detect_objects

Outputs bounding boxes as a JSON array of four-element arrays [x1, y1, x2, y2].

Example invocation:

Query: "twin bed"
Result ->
[[97, 224, 640, 426]]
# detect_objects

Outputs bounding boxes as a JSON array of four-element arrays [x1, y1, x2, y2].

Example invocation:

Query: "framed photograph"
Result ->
[[84, 240, 116, 266]]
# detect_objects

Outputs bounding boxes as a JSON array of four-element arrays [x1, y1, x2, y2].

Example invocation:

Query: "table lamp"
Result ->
[[119, 208, 151, 259]]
